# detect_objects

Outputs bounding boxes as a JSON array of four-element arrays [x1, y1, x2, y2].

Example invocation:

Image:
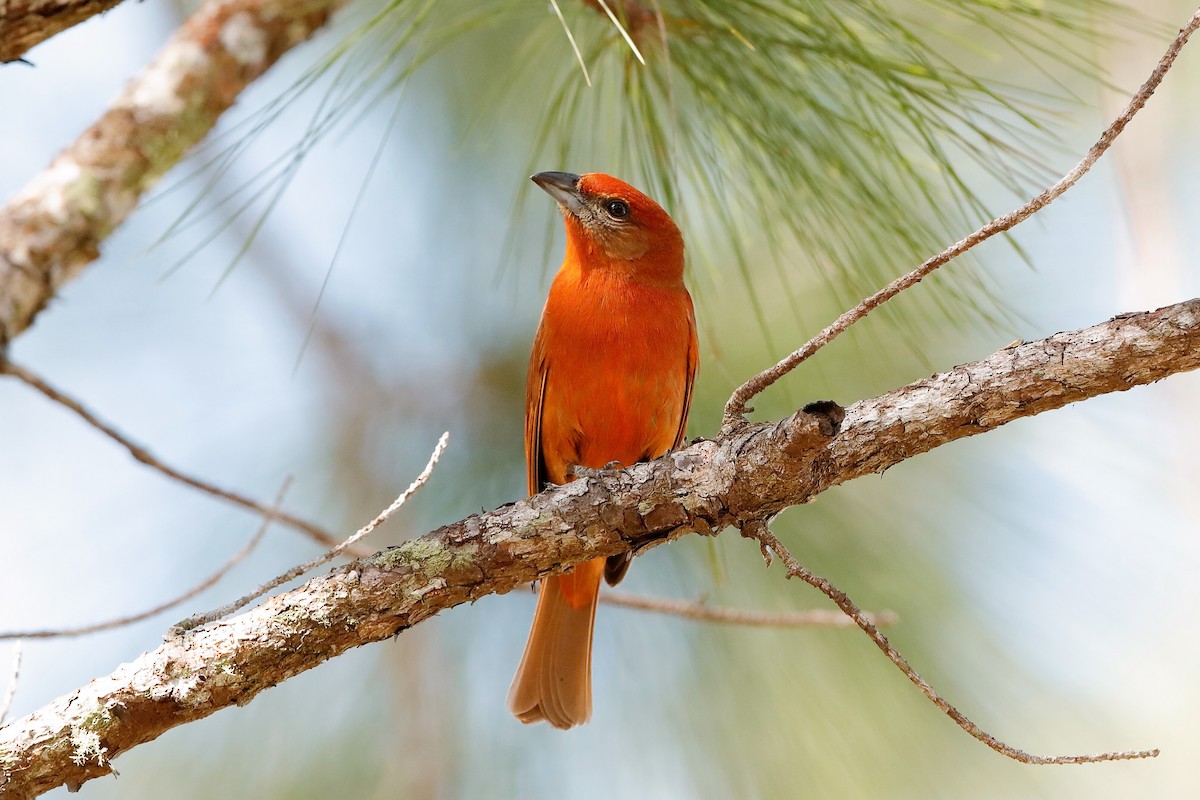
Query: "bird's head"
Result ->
[[532, 171, 684, 282]]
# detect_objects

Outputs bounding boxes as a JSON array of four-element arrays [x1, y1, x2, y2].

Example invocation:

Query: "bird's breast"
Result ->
[[536, 271, 694, 484]]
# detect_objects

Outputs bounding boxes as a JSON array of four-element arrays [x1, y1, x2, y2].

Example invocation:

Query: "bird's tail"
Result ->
[[507, 557, 605, 729]]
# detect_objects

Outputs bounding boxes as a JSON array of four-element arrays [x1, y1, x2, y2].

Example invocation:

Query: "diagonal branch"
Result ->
[[599, 590, 898, 628], [0, 0, 348, 346], [722, 7, 1200, 427], [2, 298, 1196, 798], [176, 432, 450, 631], [0, 357, 349, 551], [740, 522, 1155, 764], [0, 479, 287, 641]]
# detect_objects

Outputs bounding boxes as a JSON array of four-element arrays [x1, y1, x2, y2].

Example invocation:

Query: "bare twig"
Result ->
[[0, 357, 355, 553], [177, 432, 450, 630], [600, 590, 897, 628], [739, 521, 1158, 765], [0, 480, 287, 642], [0, 642, 21, 726], [723, 7, 1200, 426]]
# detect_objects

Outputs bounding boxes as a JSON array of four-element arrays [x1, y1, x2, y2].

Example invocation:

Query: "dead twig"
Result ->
[[723, 7, 1200, 426], [0, 641, 21, 726], [0, 480, 288, 642], [176, 432, 450, 631], [739, 521, 1158, 765], [0, 357, 356, 554], [600, 590, 897, 628]]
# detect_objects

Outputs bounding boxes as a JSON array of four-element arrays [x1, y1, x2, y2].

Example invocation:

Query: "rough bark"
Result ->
[[2, 298, 1197, 799], [0, 0, 347, 345], [0, 0, 127, 63], [0, 0, 122, 64]]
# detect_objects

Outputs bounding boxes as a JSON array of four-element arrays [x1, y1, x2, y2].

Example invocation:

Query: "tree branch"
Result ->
[[176, 432, 449, 631], [0, 479, 286, 641], [739, 521, 1156, 764], [0, 0, 347, 346], [2, 299, 1196, 798], [0, 0, 128, 64], [723, 7, 1200, 426], [599, 590, 898, 628], [0, 357, 351, 551]]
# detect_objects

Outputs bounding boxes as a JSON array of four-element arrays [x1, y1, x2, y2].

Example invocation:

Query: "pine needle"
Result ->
[[548, 0, 592, 86]]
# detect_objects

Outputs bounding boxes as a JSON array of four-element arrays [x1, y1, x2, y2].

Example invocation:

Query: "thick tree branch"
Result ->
[[2, 299, 1196, 798], [0, 0, 127, 63], [0, 0, 347, 346]]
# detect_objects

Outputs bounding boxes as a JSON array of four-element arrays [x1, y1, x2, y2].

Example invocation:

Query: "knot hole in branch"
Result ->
[[802, 400, 845, 435], [778, 400, 845, 458]]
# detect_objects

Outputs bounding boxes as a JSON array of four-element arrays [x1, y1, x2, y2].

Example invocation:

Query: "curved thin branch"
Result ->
[[0, 479, 286, 641], [0, 0, 128, 64], [0, 357, 351, 552], [2, 299, 1196, 798], [176, 432, 449, 631], [600, 590, 898, 628], [0, 0, 348, 346], [723, 7, 1200, 427], [740, 522, 1155, 764]]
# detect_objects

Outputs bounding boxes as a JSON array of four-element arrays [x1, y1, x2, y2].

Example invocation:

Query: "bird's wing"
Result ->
[[525, 331, 550, 497], [672, 301, 700, 449]]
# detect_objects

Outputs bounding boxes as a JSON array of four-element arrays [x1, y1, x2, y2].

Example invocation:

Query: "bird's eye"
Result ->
[[604, 199, 630, 219]]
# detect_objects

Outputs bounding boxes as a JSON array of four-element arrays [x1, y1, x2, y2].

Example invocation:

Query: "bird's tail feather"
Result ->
[[507, 558, 604, 729]]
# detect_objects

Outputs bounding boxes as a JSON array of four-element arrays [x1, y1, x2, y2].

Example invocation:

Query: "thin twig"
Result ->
[[0, 480, 288, 642], [177, 432, 450, 631], [739, 521, 1158, 765], [723, 7, 1200, 426], [0, 641, 21, 725], [0, 356, 356, 554], [601, 590, 898, 628]]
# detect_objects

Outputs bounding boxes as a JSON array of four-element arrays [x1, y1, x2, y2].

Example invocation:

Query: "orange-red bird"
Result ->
[[508, 172, 698, 729]]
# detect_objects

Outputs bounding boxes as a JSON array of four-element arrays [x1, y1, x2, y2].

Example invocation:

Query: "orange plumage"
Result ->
[[507, 172, 698, 729]]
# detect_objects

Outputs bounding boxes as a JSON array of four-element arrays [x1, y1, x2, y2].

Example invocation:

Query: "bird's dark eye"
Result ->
[[604, 199, 630, 219]]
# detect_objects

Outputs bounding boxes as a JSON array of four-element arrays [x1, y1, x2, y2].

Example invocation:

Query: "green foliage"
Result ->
[[169, 0, 1141, 321], [467, 0, 1138, 315]]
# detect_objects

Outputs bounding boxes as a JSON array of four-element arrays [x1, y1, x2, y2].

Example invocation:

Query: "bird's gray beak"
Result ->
[[532, 171, 585, 215]]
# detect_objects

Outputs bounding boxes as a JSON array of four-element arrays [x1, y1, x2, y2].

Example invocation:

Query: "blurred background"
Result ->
[[1, 0, 1198, 797]]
